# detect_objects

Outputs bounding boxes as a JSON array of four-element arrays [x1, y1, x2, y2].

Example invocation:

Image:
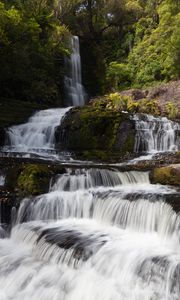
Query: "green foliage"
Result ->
[[127, 99, 139, 113], [106, 93, 160, 115], [107, 62, 131, 90], [80, 0, 180, 93], [127, 0, 180, 87], [0, 0, 70, 103], [108, 93, 130, 110], [17, 164, 50, 196], [165, 102, 178, 119], [138, 99, 160, 115], [0, 0, 179, 100]]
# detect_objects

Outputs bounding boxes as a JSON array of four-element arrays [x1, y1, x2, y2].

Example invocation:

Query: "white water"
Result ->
[[133, 114, 180, 153], [50, 169, 150, 191], [0, 166, 179, 299], [4, 107, 71, 158], [64, 36, 86, 106], [0, 83, 179, 298]]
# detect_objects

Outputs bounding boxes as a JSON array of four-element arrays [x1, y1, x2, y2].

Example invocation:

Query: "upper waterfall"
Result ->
[[64, 36, 86, 107]]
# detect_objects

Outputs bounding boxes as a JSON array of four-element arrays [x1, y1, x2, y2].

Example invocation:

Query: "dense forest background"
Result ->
[[0, 0, 179, 105]]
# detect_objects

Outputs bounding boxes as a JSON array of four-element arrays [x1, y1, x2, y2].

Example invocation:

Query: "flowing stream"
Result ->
[[0, 36, 180, 299], [0, 167, 179, 300], [1, 108, 180, 299]]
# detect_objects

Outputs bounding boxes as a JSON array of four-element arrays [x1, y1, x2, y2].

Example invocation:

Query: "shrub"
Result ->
[[165, 102, 178, 119], [106, 62, 132, 90], [109, 93, 132, 110]]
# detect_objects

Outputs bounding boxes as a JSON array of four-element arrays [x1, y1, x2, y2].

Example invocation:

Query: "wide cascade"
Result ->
[[134, 114, 180, 153], [4, 107, 71, 157], [64, 36, 86, 106], [0, 165, 179, 300]]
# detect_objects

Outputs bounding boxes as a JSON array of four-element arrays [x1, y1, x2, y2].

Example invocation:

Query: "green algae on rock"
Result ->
[[56, 104, 135, 161], [151, 164, 180, 186], [17, 164, 51, 196]]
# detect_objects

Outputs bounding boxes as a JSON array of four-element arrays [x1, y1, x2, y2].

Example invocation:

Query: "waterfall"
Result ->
[[50, 168, 150, 191], [4, 107, 71, 156], [16, 168, 175, 227], [133, 114, 180, 153], [0, 167, 180, 299], [64, 36, 86, 106]]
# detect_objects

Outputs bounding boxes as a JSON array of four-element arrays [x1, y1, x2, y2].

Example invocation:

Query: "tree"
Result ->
[[0, 0, 70, 103]]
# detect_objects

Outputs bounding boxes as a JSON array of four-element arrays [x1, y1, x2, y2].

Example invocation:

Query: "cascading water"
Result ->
[[133, 114, 180, 153], [0, 37, 179, 298], [64, 36, 86, 106], [2, 36, 86, 159], [0, 167, 179, 300], [4, 107, 71, 158]]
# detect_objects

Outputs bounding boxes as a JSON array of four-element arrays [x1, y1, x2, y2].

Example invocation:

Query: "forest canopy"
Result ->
[[0, 0, 179, 102]]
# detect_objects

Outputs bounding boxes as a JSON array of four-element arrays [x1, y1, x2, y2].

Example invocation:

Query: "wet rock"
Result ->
[[0, 128, 6, 147], [0, 187, 18, 224], [55, 106, 135, 161], [151, 164, 180, 186], [17, 164, 51, 196], [120, 80, 180, 114]]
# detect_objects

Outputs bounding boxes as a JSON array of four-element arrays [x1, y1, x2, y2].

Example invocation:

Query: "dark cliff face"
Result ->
[[55, 106, 135, 161], [0, 128, 6, 147]]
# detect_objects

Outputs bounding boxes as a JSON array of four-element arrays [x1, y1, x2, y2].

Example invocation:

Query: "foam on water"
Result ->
[[0, 167, 180, 299], [0, 216, 180, 300], [4, 107, 71, 158], [133, 114, 180, 153], [16, 169, 175, 223]]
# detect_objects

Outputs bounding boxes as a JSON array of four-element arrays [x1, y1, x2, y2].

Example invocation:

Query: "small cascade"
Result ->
[[4, 107, 71, 156], [16, 168, 174, 225], [50, 168, 150, 191], [133, 114, 180, 153], [64, 36, 86, 106]]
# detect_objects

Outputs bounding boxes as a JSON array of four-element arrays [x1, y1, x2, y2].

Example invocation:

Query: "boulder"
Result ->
[[55, 106, 135, 161], [151, 164, 180, 186]]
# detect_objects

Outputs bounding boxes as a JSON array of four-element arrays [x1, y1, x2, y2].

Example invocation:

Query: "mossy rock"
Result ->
[[151, 164, 180, 186], [56, 104, 135, 161], [17, 164, 51, 196]]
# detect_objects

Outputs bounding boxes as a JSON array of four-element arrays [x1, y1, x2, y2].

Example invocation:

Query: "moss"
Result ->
[[123, 132, 135, 153], [152, 164, 180, 186], [59, 102, 136, 162], [17, 164, 51, 196], [164, 102, 178, 119], [176, 152, 180, 158]]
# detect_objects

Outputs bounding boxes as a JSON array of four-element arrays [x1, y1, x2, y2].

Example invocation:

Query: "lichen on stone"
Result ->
[[17, 164, 51, 196], [152, 164, 180, 186]]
